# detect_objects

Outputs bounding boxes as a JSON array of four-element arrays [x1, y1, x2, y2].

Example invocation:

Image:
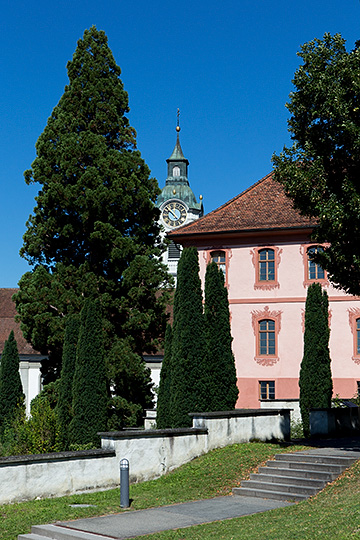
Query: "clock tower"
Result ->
[[157, 113, 203, 280]]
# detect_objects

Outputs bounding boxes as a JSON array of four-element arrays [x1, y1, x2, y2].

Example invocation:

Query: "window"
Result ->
[[259, 319, 276, 355], [357, 381, 360, 398], [251, 246, 281, 290], [307, 246, 325, 280], [168, 241, 181, 260], [259, 381, 275, 400], [347, 308, 360, 365], [301, 244, 328, 287], [173, 166, 180, 177], [259, 249, 275, 281], [251, 306, 282, 366], [211, 251, 226, 277]]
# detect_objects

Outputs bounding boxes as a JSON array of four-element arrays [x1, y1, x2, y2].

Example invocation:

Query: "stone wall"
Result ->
[[0, 408, 290, 505], [310, 407, 360, 437]]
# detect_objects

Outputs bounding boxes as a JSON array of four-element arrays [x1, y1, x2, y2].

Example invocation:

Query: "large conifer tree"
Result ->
[[0, 331, 25, 437], [70, 298, 107, 446], [14, 27, 170, 422], [299, 283, 333, 437], [204, 262, 238, 410], [169, 247, 208, 428]]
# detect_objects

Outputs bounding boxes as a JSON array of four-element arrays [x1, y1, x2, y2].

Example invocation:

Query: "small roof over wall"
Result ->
[[169, 172, 317, 239]]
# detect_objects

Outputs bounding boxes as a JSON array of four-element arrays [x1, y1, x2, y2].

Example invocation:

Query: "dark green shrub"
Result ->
[[299, 283, 332, 437], [204, 262, 238, 410]]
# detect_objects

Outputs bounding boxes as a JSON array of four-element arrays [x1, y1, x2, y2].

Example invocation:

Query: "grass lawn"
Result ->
[[139, 456, 360, 540], [0, 441, 307, 540]]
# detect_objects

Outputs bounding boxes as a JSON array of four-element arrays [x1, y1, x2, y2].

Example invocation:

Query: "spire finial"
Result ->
[[176, 108, 181, 132]]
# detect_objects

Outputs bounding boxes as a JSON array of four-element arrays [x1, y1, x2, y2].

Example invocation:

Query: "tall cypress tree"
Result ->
[[14, 26, 170, 423], [0, 331, 25, 437], [57, 314, 80, 450], [70, 299, 107, 446], [204, 262, 238, 410], [169, 247, 208, 428], [299, 283, 333, 437], [156, 324, 173, 429]]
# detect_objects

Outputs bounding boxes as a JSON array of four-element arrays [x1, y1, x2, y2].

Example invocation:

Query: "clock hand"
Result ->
[[169, 210, 178, 220]]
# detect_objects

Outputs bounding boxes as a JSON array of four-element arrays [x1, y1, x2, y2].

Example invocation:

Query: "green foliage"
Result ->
[[156, 324, 173, 428], [273, 33, 360, 295], [0, 383, 59, 457], [57, 315, 80, 450], [299, 283, 333, 436], [70, 299, 107, 447], [0, 442, 311, 540], [14, 27, 170, 424], [169, 247, 208, 428], [204, 262, 238, 410], [0, 331, 25, 438], [290, 417, 304, 439]]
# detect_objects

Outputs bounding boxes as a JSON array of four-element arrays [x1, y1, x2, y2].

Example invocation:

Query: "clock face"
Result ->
[[162, 201, 187, 228]]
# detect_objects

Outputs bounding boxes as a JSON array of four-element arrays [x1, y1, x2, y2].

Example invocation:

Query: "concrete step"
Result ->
[[232, 486, 307, 502], [18, 535, 50, 540], [274, 453, 356, 467], [19, 524, 111, 540], [258, 465, 337, 482], [251, 473, 326, 489], [233, 450, 359, 502], [265, 459, 344, 474], [241, 479, 319, 497]]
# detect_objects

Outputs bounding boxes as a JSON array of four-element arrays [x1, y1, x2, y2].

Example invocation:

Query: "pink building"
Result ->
[[170, 172, 360, 412]]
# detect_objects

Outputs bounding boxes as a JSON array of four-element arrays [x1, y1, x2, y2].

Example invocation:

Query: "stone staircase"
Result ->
[[232, 450, 358, 502]]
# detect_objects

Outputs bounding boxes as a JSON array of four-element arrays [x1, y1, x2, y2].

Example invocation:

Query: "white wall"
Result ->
[[0, 409, 290, 505]]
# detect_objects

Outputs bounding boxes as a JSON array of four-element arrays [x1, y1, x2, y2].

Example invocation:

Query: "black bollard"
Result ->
[[120, 459, 130, 508]]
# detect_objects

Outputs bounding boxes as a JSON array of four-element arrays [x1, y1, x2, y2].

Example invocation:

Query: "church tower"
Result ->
[[157, 112, 203, 280]]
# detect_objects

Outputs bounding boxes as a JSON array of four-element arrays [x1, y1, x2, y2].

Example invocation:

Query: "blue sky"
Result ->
[[1, 0, 360, 287]]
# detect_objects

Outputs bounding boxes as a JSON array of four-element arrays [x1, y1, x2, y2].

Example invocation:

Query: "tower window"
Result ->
[[173, 166, 180, 177], [168, 241, 181, 260]]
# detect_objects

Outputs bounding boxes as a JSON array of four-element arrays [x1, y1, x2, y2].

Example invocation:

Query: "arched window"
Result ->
[[251, 307, 281, 366], [259, 319, 276, 355], [356, 318, 360, 356], [211, 250, 226, 277], [259, 248, 275, 282], [173, 166, 180, 177], [251, 246, 281, 290], [307, 246, 325, 280]]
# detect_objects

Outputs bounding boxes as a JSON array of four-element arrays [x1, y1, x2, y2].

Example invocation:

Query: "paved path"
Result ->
[[26, 436, 360, 540], [57, 495, 293, 539]]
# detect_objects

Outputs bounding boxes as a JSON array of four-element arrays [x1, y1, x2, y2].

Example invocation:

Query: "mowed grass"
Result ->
[[138, 457, 360, 540], [0, 442, 308, 540]]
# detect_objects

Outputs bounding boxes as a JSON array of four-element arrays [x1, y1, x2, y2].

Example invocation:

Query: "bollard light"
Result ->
[[120, 458, 130, 508]]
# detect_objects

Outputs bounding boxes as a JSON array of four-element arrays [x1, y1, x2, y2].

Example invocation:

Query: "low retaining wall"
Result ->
[[310, 407, 360, 437], [0, 408, 290, 505], [0, 449, 116, 505]]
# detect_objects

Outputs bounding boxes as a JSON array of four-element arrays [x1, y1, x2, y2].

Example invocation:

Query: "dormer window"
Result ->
[[173, 166, 180, 177]]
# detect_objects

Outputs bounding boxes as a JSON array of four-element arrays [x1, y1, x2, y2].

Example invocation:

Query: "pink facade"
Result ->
[[171, 173, 360, 409]]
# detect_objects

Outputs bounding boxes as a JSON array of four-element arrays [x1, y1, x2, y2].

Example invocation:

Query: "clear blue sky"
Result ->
[[1, 0, 360, 287]]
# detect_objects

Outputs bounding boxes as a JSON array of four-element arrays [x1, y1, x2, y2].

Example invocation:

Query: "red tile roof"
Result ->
[[0, 289, 38, 355], [170, 172, 316, 238]]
